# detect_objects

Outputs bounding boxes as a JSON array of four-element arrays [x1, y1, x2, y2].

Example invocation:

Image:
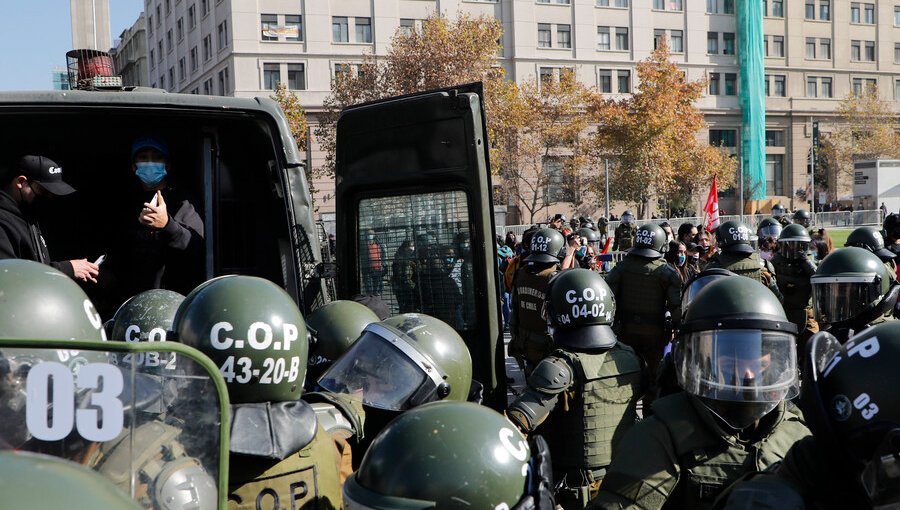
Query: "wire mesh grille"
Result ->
[[358, 191, 476, 330]]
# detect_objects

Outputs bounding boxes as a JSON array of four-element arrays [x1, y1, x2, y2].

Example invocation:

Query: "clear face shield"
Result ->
[[811, 274, 883, 324], [676, 329, 799, 429], [621, 213, 633, 224], [779, 240, 810, 260], [757, 224, 783, 240], [318, 324, 448, 411]]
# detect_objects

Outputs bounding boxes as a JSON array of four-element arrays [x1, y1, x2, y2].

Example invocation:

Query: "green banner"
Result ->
[[738, 0, 766, 200]]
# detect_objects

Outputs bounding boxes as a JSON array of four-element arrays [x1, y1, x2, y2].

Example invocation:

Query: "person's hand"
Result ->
[[139, 191, 169, 229], [69, 259, 99, 283]]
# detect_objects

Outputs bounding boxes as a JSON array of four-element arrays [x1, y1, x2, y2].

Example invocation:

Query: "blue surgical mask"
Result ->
[[676, 254, 686, 266], [135, 162, 167, 187]]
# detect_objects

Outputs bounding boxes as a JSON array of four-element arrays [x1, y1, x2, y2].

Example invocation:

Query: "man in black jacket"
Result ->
[[0, 155, 98, 282]]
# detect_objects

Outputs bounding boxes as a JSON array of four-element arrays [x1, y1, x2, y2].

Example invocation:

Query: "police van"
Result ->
[[0, 78, 505, 407]]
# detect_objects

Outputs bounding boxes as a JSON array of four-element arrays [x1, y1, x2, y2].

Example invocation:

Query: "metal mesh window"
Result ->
[[358, 191, 475, 330]]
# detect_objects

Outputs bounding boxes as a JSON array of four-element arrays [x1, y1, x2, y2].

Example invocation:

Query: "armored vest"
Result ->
[[770, 254, 814, 328], [610, 256, 669, 326], [228, 423, 343, 509], [513, 264, 557, 348], [547, 345, 644, 470], [707, 251, 766, 284], [652, 393, 809, 510], [614, 224, 635, 251]]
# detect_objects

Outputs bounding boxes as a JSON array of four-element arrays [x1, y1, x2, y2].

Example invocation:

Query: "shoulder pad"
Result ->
[[527, 357, 574, 394], [156, 458, 217, 510], [230, 400, 318, 460], [309, 401, 357, 440], [303, 391, 365, 440]]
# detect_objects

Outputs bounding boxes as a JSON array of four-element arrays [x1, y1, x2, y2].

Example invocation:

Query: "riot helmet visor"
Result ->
[[757, 224, 783, 239], [811, 275, 883, 324], [681, 272, 732, 318], [779, 240, 810, 260]]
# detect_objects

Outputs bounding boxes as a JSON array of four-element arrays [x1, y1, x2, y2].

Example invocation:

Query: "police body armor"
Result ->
[[706, 251, 766, 284], [614, 224, 635, 251], [227, 401, 343, 510], [770, 253, 815, 330], [511, 264, 557, 365], [608, 257, 670, 331], [652, 393, 808, 510], [546, 346, 644, 472]]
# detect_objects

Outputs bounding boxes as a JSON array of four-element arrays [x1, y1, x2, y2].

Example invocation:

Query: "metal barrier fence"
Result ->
[[496, 209, 885, 239]]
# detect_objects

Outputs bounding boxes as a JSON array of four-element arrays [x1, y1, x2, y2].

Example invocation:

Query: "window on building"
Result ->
[[708, 32, 719, 54], [177, 18, 184, 41], [774, 75, 786, 96], [263, 63, 280, 90], [168, 67, 174, 88], [190, 88, 198, 94], [773, 35, 784, 56], [895, 79, 900, 101], [654, 29, 665, 50], [333, 17, 349, 43], [156, 5, 162, 23], [616, 27, 629, 50], [597, 27, 610, 50], [150, 48, 155, 67], [653, 0, 664, 9], [166, 30, 173, 52], [772, 0, 783, 16], [807, 77, 818, 97], [766, 130, 785, 146], [669, 0, 683, 10], [218, 66, 229, 95], [707, 0, 718, 13], [851, 2, 861, 22], [400, 19, 415, 37], [261, 14, 277, 41], [709, 129, 737, 147], [148, 14, 153, 33], [539, 67, 554, 83], [764, 35, 769, 56], [203, 34, 212, 60], [766, 154, 784, 196], [356, 17, 372, 43], [851, 40, 861, 61], [597, 0, 609, 5], [285, 15, 302, 41], [723, 0, 735, 13], [806, 37, 816, 58], [671, 30, 683, 52], [895, 6, 900, 26], [218, 21, 228, 49], [821, 77, 833, 97], [821, 38, 831, 59], [201, 0, 208, 16], [864, 41, 875, 61], [820, 0, 831, 20], [864, 3, 875, 23], [617, 69, 631, 93], [538, 24, 551, 47], [158, 40, 163, 61], [203, 77, 212, 95], [178, 58, 185, 81], [615, 0, 628, 6], [287, 63, 305, 90], [190, 46, 198, 71], [558, 24, 571, 48], [853, 77, 877, 95], [599, 69, 612, 92], [165, 0, 171, 15], [188, 4, 196, 28], [895, 43, 900, 63], [805, 0, 815, 19], [709, 72, 720, 95], [763, 0, 768, 15], [160, 74, 166, 90], [724, 73, 737, 95], [723, 33, 735, 55]]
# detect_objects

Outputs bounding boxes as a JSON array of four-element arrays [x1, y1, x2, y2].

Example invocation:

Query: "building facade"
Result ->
[[112, 13, 150, 87], [144, 0, 900, 219]]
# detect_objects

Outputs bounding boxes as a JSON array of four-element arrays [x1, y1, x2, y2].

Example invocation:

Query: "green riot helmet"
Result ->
[[756, 217, 783, 242], [802, 323, 900, 507], [111, 289, 185, 343], [174, 275, 309, 403], [676, 277, 799, 430], [631, 223, 669, 258], [793, 208, 812, 227], [680, 268, 737, 319], [0, 451, 140, 509], [577, 227, 601, 252], [716, 220, 755, 254], [811, 247, 899, 326], [318, 313, 472, 411], [525, 228, 566, 264], [343, 402, 531, 509], [546, 269, 616, 350], [846, 226, 896, 261], [621, 210, 634, 224], [772, 204, 785, 218], [777, 224, 812, 260], [307, 300, 380, 361]]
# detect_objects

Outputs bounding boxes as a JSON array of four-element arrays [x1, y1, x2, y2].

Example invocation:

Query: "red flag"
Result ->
[[704, 175, 720, 232]]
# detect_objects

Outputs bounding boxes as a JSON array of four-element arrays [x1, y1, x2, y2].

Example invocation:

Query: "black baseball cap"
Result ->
[[16, 155, 76, 196]]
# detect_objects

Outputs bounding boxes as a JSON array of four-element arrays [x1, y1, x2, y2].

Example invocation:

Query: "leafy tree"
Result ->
[[314, 13, 503, 180], [588, 39, 736, 218], [271, 82, 312, 189]]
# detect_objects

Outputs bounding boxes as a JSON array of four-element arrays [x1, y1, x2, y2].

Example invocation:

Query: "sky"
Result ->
[[0, 0, 144, 90]]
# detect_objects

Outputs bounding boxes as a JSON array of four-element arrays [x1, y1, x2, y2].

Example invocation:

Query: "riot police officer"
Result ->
[[771, 224, 818, 348], [343, 401, 555, 509], [613, 211, 636, 251], [304, 299, 379, 389], [772, 204, 791, 227], [510, 228, 566, 372], [596, 217, 610, 245], [723, 322, 900, 509], [706, 220, 781, 299], [811, 247, 899, 342], [507, 269, 644, 508], [845, 225, 898, 278], [756, 217, 783, 243], [590, 277, 810, 510], [175, 275, 344, 509], [605, 223, 681, 406], [792, 208, 812, 228]]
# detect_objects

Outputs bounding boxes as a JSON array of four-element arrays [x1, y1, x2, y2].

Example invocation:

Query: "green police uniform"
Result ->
[[510, 264, 558, 368], [588, 393, 809, 510], [769, 253, 815, 332], [614, 223, 636, 252]]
